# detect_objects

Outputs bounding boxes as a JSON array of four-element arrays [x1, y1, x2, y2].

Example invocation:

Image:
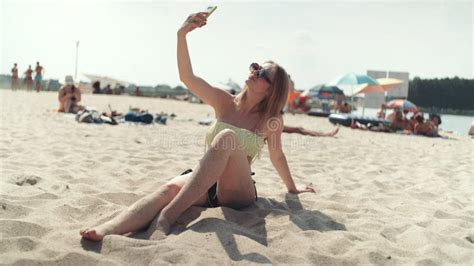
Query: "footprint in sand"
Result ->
[[465, 235, 474, 244], [12, 174, 41, 186], [0, 220, 49, 238]]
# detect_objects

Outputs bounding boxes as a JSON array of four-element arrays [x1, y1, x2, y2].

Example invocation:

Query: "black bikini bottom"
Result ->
[[179, 169, 257, 208]]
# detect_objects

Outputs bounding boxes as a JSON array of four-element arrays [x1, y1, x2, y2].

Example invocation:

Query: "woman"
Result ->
[[414, 113, 439, 137], [23, 65, 33, 91], [58, 76, 82, 113], [80, 12, 314, 241]]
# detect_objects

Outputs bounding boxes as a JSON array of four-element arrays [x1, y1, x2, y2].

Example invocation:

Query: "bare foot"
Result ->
[[80, 223, 115, 241]]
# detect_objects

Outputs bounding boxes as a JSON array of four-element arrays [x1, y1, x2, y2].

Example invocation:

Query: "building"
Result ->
[[364, 70, 409, 108]]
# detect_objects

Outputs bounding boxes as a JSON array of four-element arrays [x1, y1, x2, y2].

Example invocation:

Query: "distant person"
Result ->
[[287, 75, 298, 115], [286, 75, 310, 114], [23, 65, 33, 92], [413, 113, 431, 136], [386, 107, 400, 122], [103, 84, 112, 94], [469, 122, 474, 136], [334, 94, 344, 112], [11, 63, 19, 91], [34, 61, 44, 92], [114, 85, 124, 95], [92, 81, 101, 94], [134, 87, 142, 96], [428, 113, 442, 136], [389, 108, 407, 131], [58, 76, 82, 113], [338, 102, 352, 113], [376, 104, 387, 119], [429, 113, 441, 128], [405, 112, 418, 132]]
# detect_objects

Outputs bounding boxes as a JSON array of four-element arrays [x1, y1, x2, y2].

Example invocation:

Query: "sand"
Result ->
[[1, 89, 473, 265]]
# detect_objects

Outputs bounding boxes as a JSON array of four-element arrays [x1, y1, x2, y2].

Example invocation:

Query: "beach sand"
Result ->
[[1, 89, 473, 265]]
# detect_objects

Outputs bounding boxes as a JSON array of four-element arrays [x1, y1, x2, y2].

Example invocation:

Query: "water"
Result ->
[[353, 108, 474, 136]]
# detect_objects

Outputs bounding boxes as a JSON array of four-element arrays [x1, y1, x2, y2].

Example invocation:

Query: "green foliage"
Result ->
[[408, 77, 474, 112]]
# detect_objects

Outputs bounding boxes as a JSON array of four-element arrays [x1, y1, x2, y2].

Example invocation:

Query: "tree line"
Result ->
[[408, 77, 474, 113]]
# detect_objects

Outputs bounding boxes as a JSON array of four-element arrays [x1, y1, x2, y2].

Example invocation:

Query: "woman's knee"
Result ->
[[161, 183, 181, 196], [149, 183, 181, 202], [210, 129, 239, 150]]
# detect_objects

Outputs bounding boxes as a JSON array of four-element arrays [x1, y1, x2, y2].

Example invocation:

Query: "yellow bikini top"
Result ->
[[205, 121, 265, 164]]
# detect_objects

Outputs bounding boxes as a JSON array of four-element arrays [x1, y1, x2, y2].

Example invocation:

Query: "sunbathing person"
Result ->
[[283, 125, 339, 137], [338, 102, 352, 113], [386, 107, 408, 131], [58, 76, 82, 113], [429, 113, 442, 131], [80, 11, 314, 241], [413, 113, 438, 137]]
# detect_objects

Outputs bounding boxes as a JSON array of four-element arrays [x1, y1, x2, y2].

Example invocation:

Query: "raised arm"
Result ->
[[266, 116, 315, 194], [177, 12, 233, 116]]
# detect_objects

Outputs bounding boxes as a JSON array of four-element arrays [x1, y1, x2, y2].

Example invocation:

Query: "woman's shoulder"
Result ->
[[260, 115, 284, 136]]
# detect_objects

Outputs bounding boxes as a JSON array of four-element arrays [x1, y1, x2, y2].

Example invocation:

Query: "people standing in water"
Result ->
[[80, 11, 314, 241], [34, 62, 44, 92], [11, 63, 19, 91], [23, 65, 34, 92]]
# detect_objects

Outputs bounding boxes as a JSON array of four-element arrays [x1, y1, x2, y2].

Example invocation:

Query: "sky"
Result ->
[[1, 0, 472, 91]]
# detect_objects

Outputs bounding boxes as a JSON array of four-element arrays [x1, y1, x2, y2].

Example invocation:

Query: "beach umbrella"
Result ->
[[327, 73, 379, 98], [327, 73, 379, 113], [319, 85, 344, 95], [328, 73, 379, 87], [301, 84, 343, 98], [352, 78, 403, 95], [386, 99, 418, 112]]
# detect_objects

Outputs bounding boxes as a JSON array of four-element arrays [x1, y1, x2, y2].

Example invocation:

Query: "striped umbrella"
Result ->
[[352, 78, 403, 95], [386, 99, 418, 112], [328, 73, 379, 87]]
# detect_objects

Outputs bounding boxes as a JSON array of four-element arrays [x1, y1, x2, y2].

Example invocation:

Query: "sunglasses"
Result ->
[[249, 63, 272, 84]]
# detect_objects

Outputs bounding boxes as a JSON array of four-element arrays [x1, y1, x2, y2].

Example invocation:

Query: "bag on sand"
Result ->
[[76, 110, 118, 125], [124, 112, 154, 124]]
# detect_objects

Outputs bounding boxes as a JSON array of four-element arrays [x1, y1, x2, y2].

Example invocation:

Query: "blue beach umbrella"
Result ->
[[302, 84, 344, 98], [328, 73, 379, 87], [327, 73, 380, 114]]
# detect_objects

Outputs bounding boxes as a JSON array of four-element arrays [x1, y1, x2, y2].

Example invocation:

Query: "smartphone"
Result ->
[[205, 6, 217, 18]]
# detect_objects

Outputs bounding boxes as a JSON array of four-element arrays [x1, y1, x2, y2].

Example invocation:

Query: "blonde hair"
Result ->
[[234, 61, 289, 130]]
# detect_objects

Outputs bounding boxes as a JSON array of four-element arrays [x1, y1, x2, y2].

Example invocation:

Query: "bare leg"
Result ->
[[35, 81, 41, 92], [64, 99, 72, 113], [80, 173, 206, 241], [157, 129, 254, 234]]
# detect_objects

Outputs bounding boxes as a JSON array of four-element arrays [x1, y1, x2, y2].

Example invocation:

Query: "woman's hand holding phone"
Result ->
[[178, 7, 217, 36]]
